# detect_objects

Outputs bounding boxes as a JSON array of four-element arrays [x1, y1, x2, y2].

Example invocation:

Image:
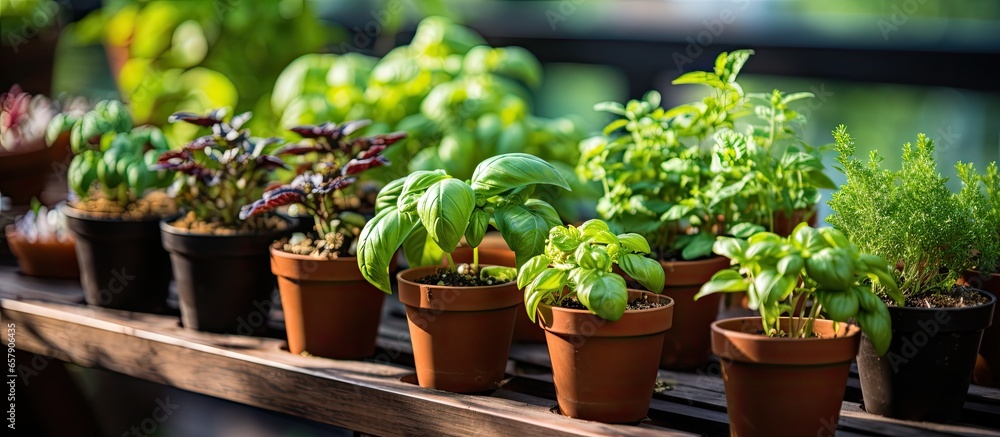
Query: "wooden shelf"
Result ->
[[2, 267, 998, 436]]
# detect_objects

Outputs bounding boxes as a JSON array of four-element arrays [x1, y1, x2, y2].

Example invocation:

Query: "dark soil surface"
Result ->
[[415, 267, 510, 287], [71, 191, 177, 220], [557, 295, 668, 311], [901, 285, 990, 308], [169, 211, 287, 235]]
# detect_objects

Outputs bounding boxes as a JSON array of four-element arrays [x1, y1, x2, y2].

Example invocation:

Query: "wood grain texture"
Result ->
[[2, 266, 999, 437]]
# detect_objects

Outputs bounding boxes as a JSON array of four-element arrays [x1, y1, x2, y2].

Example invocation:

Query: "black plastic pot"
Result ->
[[160, 219, 293, 334], [63, 206, 172, 312], [857, 290, 996, 423]]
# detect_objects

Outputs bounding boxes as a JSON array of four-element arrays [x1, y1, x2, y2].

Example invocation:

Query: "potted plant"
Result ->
[[155, 109, 295, 334], [518, 220, 671, 423], [827, 126, 997, 422], [1, 84, 58, 205], [958, 162, 1000, 387], [578, 50, 834, 369], [698, 223, 899, 437], [5, 199, 78, 279], [358, 153, 569, 393], [60, 100, 176, 311], [240, 119, 405, 358]]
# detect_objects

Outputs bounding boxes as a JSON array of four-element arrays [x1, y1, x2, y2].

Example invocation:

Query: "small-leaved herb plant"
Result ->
[[66, 100, 173, 210], [827, 126, 981, 302], [155, 109, 290, 231], [578, 50, 833, 261], [697, 223, 901, 354], [239, 120, 406, 258], [957, 162, 1000, 278], [517, 220, 665, 322], [358, 153, 570, 293]]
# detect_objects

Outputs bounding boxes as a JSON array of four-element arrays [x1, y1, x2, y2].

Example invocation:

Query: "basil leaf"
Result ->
[[397, 170, 449, 213], [578, 219, 611, 238], [712, 237, 747, 262], [617, 233, 651, 254], [470, 153, 570, 197], [618, 253, 665, 293], [681, 231, 716, 260], [820, 289, 859, 322], [523, 199, 562, 229], [856, 309, 892, 356], [577, 272, 628, 321], [417, 178, 476, 253], [695, 268, 748, 300], [494, 204, 552, 267], [517, 255, 552, 289], [464, 208, 491, 249], [402, 225, 445, 268], [376, 177, 406, 213], [358, 208, 418, 293]]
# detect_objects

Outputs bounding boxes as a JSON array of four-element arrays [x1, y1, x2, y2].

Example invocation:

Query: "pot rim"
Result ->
[[888, 289, 996, 313], [538, 290, 674, 316], [711, 316, 861, 343], [396, 264, 516, 291], [269, 245, 357, 262], [61, 203, 176, 223], [160, 215, 294, 238]]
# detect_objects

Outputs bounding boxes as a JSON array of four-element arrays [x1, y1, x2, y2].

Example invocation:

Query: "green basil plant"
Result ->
[[518, 220, 665, 322], [578, 49, 834, 261], [697, 223, 902, 354], [358, 153, 570, 293], [64, 100, 172, 207]]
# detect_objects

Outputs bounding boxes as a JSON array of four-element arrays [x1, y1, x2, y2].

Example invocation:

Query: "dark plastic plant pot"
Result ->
[[63, 205, 172, 312], [959, 271, 1000, 387], [712, 317, 861, 437], [161, 219, 293, 334], [857, 290, 996, 422]]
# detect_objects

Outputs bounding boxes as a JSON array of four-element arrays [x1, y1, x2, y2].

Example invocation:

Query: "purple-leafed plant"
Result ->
[[154, 108, 290, 229], [239, 120, 405, 258]]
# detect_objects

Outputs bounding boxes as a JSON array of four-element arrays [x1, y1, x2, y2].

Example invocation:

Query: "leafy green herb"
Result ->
[[697, 223, 900, 354], [959, 162, 1000, 275], [518, 219, 664, 322], [827, 125, 980, 298], [578, 50, 832, 260], [358, 153, 570, 293]]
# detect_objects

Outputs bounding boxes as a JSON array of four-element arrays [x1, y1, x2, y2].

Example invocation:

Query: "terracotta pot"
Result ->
[[161, 219, 293, 334], [857, 290, 996, 422], [712, 317, 861, 437], [451, 242, 546, 343], [270, 247, 385, 359], [64, 205, 172, 312], [958, 271, 1000, 387], [0, 137, 51, 206], [5, 225, 78, 279], [540, 290, 673, 423], [396, 265, 521, 393], [658, 255, 729, 370], [771, 206, 819, 237]]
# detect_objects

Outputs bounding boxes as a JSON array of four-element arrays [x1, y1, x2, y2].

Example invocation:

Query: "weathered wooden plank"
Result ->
[[0, 298, 690, 436], [0, 265, 84, 303]]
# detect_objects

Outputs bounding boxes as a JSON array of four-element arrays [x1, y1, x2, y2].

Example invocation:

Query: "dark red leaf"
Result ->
[[255, 155, 288, 170], [184, 136, 217, 151], [168, 108, 227, 126], [341, 155, 389, 176], [239, 187, 305, 219]]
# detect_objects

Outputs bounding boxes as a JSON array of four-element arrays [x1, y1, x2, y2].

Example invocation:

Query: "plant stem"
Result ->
[[445, 253, 456, 272], [473, 247, 479, 271]]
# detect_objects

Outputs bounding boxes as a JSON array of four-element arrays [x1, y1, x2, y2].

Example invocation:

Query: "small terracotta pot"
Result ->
[[959, 271, 1000, 387], [270, 247, 385, 359], [451, 243, 546, 343], [396, 265, 521, 393], [771, 206, 819, 237], [856, 290, 996, 422], [712, 317, 861, 437], [0, 137, 51, 206], [658, 256, 729, 370], [5, 225, 79, 279], [539, 290, 674, 423]]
